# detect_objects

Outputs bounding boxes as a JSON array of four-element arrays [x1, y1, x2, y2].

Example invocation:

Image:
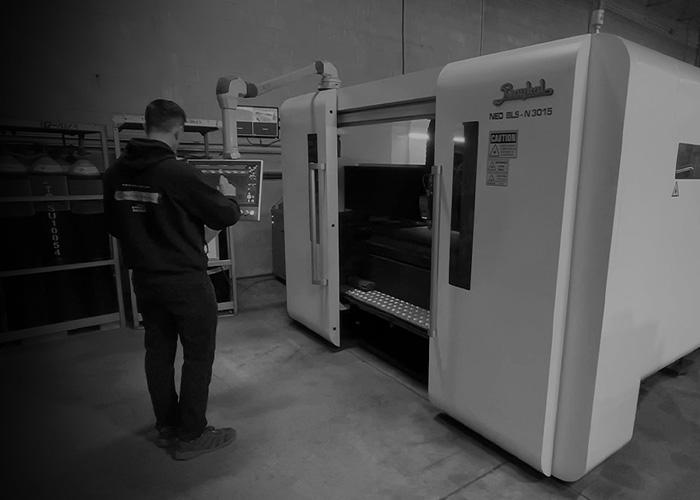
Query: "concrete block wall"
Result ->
[[2, 0, 698, 277]]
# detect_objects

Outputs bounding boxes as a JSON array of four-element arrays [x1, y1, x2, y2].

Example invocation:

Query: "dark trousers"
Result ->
[[133, 272, 218, 441]]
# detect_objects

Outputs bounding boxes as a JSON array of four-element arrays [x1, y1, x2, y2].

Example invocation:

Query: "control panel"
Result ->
[[188, 159, 264, 221], [235, 106, 279, 139]]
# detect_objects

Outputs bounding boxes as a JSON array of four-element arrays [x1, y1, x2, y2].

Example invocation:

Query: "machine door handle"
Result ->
[[676, 166, 694, 178], [429, 164, 443, 338], [309, 162, 328, 286]]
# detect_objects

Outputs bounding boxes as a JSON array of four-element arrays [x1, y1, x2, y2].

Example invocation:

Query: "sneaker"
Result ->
[[173, 426, 236, 460], [155, 425, 178, 448]]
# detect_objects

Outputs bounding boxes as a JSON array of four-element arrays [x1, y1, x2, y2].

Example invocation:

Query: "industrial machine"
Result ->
[[279, 34, 700, 480]]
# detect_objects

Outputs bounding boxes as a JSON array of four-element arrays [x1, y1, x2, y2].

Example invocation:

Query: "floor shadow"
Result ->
[[342, 308, 429, 385], [434, 413, 584, 494], [12, 424, 251, 500]]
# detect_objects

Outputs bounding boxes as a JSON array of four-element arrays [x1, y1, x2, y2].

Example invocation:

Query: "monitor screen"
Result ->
[[187, 159, 263, 221], [235, 106, 279, 138]]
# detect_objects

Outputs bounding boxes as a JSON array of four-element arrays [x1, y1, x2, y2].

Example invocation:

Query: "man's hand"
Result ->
[[218, 175, 237, 197]]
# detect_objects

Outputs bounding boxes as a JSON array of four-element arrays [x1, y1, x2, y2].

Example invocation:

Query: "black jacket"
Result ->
[[103, 138, 241, 276]]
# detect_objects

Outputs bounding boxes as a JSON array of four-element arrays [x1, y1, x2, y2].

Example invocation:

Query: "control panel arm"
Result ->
[[216, 61, 341, 159]]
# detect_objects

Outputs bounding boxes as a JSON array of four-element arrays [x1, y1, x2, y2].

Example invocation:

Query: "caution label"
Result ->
[[486, 159, 509, 187], [488, 130, 518, 159]]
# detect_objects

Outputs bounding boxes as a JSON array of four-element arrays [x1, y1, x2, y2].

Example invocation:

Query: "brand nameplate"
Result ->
[[493, 79, 554, 106]]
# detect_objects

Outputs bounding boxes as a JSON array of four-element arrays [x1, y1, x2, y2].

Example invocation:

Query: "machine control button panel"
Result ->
[[188, 159, 264, 222]]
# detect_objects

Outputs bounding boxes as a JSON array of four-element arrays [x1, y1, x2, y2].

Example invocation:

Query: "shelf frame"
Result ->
[[0, 195, 104, 203], [112, 114, 221, 158], [124, 226, 239, 329], [0, 259, 116, 278], [1, 313, 122, 343], [0, 119, 111, 175], [111, 114, 238, 328], [0, 119, 125, 341]]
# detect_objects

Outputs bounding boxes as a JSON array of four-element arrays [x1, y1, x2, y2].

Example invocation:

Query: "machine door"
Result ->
[[280, 90, 341, 346], [428, 37, 591, 475]]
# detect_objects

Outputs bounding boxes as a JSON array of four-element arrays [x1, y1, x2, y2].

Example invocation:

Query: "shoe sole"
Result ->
[[155, 437, 177, 448], [173, 437, 235, 460]]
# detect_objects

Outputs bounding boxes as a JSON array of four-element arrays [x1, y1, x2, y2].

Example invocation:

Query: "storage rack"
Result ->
[[0, 119, 125, 342], [112, 115, 238, 328], [112, 114, 222, 158]]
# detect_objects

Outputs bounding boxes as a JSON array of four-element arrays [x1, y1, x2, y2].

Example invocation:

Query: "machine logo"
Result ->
[[493, 79, 554, 106]]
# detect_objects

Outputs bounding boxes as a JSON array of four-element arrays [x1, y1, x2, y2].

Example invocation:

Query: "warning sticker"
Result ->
[[489, 130, 518, 159], [486, 159, 509, 187]]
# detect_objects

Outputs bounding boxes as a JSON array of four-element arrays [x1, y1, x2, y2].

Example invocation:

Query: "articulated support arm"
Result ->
[[216, 77, 257, 159], [216, 61, 340, 159]]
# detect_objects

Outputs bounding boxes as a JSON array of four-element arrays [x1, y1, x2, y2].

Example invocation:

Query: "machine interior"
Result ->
[[336, 118, 435, 374]]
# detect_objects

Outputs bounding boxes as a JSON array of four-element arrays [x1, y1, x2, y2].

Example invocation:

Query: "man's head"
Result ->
[[144, 99, 186, 150]]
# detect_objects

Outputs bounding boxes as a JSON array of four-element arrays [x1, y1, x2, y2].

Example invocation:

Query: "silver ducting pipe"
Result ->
[[590, 0, 606, 34]]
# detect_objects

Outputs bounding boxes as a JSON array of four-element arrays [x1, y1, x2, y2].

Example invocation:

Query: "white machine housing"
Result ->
[[279, 34, 700, 480]]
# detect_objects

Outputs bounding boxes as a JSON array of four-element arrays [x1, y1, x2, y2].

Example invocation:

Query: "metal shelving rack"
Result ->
[[0, 119, 125, 342], [112, 115, 238, 328], [112, 114, 221, 158]]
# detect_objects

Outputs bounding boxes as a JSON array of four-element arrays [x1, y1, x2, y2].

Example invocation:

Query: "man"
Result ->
[[104, 99, 241, 460]]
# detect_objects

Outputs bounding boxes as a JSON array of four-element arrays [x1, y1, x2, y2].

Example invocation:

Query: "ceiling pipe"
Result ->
[[590, 0, 606, 34]]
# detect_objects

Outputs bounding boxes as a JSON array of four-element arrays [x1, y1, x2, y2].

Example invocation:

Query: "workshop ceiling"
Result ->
[[638, 0, 700, 24]]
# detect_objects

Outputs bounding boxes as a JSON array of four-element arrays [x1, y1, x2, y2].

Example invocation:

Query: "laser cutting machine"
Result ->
[[276, 34, 700, 480]]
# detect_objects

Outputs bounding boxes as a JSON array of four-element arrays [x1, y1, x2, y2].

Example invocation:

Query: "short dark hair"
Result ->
[[144, 99, 186, 133]]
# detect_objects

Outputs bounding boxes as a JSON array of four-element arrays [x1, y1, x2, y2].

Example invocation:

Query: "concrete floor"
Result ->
[[3, 278, 700, 499]]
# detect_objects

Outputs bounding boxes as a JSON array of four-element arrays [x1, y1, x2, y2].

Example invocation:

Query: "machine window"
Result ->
[[449, 122, 479, 290], [675, 143, 700, 179]]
